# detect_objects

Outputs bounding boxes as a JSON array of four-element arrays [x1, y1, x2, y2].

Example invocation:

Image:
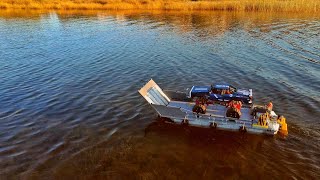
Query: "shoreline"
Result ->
[[0, 0, 319, 12]]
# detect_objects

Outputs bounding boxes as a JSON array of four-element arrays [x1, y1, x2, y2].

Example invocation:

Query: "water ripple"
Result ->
[[0, 11, 319, 179]]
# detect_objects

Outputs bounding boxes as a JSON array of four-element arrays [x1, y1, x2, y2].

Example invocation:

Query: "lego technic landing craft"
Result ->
[[139, 79, 288, 135]]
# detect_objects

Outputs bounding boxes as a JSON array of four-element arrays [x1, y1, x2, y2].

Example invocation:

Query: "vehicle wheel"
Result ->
[[234, 111, 240, 119], [193, 104, 206, 114], [226, 107, 240, 119]]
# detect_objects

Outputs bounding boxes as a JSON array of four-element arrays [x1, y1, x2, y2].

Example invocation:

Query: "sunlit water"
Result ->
[[0, 10, 319, 179]]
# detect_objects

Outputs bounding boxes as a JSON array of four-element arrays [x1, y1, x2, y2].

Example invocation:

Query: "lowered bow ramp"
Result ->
[[139, 79, 186, 119], [139, 79, 170, 105]]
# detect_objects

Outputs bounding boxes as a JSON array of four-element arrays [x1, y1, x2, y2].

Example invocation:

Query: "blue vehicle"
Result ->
[[188, 83, 253, 104]]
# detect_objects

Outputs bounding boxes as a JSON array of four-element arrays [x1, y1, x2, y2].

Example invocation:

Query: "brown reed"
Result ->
[[0, 0, 318, 12]]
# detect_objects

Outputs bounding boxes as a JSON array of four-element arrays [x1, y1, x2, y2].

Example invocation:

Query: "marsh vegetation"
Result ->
[[0, 0, 319, 12]]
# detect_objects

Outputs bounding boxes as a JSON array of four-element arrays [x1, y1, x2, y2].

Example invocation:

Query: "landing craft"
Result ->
[[139, 79, 288, 135]]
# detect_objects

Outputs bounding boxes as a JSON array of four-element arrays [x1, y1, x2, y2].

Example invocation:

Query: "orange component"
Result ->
[[267, 101, 273, 111], [228, 100, 242, 111], [228, 100, 234, 108], [235, 103, 241, 111]]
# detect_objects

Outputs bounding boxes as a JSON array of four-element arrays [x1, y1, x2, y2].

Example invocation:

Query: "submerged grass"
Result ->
[[0, 0, 319, 12]]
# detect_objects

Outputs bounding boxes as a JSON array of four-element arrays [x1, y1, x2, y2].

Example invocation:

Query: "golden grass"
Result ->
[[0, 0, 319, 12]]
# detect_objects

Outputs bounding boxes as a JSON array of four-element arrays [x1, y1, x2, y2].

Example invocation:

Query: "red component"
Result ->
[[267, 101, 273, 111], [228, 100, 242, 111]]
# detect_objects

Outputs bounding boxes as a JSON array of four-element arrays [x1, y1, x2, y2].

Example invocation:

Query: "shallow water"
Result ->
[[0, 10, 319, 179]]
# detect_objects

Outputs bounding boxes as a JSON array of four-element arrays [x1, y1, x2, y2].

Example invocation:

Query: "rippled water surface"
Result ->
[[0, 10, 319, 179]]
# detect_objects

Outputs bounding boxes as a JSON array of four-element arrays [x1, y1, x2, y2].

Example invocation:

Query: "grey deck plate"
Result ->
[[168, 101, 252, 120]]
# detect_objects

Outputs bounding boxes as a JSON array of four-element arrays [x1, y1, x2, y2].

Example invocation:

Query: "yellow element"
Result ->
[[277, 116, 288, 135], [0, 0, 319, 12], [258, 112, 269, 126], [252, 123, 268, 129]]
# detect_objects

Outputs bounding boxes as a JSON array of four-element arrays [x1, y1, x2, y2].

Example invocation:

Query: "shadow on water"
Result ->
[[27, 119, 274, 179]]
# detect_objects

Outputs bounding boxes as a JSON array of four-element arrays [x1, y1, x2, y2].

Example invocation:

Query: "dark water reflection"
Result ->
[[0, 10, 319, 179]]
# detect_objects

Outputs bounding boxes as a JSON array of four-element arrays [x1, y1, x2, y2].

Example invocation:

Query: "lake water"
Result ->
[[0, 10, 319, 179]]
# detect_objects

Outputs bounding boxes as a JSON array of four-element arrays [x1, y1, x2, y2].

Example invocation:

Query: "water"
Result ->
[[0, 10, 319, 179]]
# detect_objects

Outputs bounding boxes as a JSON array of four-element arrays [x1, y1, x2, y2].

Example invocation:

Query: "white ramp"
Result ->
[[138, 79, 171, 106]]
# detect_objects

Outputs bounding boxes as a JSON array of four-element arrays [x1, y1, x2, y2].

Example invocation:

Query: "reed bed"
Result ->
[[0, 0, 319, 12]]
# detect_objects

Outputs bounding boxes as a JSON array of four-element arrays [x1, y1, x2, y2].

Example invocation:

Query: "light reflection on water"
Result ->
[[0, 10, 319, 179]]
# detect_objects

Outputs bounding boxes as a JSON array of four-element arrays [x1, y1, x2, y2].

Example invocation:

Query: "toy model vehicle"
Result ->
[[188, 83, 253, 104], [139, 79, 288, 136]]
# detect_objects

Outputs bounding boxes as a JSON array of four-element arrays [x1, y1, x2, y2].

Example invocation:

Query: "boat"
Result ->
[[138, 79, 288, 136]]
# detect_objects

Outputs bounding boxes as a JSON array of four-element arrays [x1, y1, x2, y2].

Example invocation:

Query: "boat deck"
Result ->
[[168, 101, 253, 121]]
